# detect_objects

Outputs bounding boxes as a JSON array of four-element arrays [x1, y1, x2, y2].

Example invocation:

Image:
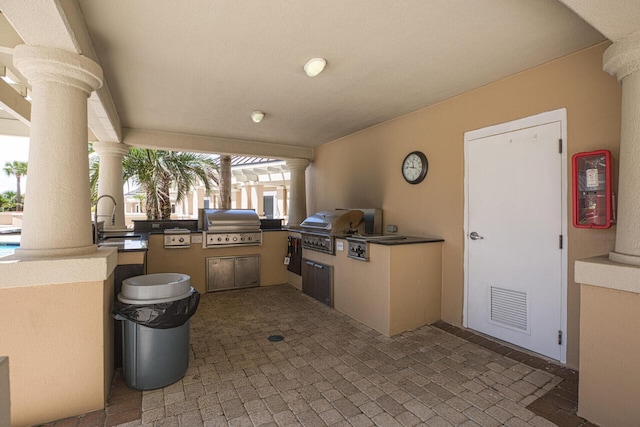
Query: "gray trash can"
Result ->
[[115, 273, 198, 390]]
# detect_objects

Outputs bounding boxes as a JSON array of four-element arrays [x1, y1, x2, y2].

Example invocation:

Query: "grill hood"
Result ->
[[300, 210, 364, 235], [198, 209, 261, 232]]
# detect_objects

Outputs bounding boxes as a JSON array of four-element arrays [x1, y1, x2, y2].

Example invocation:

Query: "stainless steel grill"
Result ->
[[299, 209, 365, 254], [198, 209, 262, 247]]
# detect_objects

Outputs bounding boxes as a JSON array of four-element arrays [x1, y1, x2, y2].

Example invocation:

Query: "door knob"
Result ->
[[469, 231, 484, 240]]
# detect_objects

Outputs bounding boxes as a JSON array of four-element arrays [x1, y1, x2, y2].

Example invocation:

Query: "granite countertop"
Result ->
[[369, 236, 444, 245], [147, 229, 198, 235], [146, 228, 286, 235], [104, 227, 287, 251], [98, 231, 148, 252], [343, 235, 444, 245]]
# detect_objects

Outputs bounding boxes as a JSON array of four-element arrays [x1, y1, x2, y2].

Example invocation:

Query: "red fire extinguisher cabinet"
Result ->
[[572, 150, 612, 229]]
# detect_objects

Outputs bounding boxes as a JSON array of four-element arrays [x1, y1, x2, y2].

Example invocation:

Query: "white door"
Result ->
[[465, 119, 565, 361]]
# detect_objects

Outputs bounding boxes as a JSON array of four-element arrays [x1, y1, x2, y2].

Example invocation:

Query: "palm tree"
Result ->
[[219, 155, 232, 209], [89, 152, 100, 203], [122, 149, 218, 220], [3, 161, 27, 211]]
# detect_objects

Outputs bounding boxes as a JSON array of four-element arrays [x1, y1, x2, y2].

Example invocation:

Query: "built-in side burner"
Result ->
[[346, 235, 406, 261]]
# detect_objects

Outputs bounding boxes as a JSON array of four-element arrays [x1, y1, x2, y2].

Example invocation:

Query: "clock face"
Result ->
[[402, 151, 428, 184]]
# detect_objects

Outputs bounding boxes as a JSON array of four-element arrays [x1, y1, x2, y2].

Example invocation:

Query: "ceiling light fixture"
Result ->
[[303, 57, 326, 77], [251, 110, 265, 123]]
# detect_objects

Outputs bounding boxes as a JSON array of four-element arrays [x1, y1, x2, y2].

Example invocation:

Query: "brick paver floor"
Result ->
[[43, 284, 595, 426]]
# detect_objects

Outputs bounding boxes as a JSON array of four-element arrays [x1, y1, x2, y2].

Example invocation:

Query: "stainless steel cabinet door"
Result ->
[[207, 257, 235, 291], [235, 255, 260, 288], [302, 258, 333, 307]]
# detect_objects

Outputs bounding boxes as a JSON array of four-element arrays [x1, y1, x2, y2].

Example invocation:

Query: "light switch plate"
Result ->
[[336, 241, 344, 251]]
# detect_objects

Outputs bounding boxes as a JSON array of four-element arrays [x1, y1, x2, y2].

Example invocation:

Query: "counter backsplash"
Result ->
[[132, 219, 199, 233]]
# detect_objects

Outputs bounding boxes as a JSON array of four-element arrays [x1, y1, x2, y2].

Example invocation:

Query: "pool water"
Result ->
[[0, 244, 19, 257]]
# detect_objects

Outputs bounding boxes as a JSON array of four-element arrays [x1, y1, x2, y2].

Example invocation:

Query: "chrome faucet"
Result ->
[[94, 194, 117, 244]]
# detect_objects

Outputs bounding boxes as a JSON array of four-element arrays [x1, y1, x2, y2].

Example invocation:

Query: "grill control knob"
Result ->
[[225, 237, 230, 241], [217, 237, 222, 242], [233, 237, 238, 241], [248, 236, 252, 241], [179, 237, 184, 243]]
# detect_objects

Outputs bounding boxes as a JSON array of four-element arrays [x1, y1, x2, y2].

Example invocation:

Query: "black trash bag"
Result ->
[[112, 289, 200, 329]]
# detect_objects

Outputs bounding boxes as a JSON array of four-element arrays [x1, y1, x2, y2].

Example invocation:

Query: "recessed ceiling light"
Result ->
[[304, 58, 326, 77], [251, 111, 265, 123]]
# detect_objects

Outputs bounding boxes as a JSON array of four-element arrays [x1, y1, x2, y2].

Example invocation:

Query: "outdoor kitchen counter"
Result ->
[[304, 236, 443, 337], [146, 230, 289, 293]]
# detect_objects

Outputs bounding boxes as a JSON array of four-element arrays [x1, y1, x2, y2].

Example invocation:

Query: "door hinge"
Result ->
[[558, 330, 563, 345], [559, 235, 563, 249], [559, 139, 563, 154]]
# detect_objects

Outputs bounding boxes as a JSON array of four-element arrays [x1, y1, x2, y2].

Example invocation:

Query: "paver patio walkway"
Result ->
[[43, 284, 593, 426]]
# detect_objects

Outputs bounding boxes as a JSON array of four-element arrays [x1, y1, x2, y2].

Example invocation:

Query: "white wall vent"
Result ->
[[490, 287, 528, 332]]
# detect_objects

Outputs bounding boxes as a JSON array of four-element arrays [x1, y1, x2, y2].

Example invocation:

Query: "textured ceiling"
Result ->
[[0, 1, 606, 154], [559, 0, 640, 42], [73, 0, 604, 150]]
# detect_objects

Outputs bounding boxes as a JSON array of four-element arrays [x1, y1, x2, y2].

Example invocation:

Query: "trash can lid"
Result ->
[[119, 273, 192, 304]]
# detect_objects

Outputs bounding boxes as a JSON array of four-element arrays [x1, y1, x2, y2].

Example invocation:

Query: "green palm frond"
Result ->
[[95, 147, 220, 220]]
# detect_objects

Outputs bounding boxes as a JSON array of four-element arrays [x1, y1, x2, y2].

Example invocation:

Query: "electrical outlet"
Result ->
[[336, 241, 344, 251], [387, 224, 398, 233], [192, 234, 203, 244]]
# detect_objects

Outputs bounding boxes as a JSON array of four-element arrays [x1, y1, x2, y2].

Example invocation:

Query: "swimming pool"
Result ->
[[0, 243, 19, 257]]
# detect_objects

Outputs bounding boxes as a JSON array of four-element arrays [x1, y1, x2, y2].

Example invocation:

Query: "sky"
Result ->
[[0, 135, 29, 194]]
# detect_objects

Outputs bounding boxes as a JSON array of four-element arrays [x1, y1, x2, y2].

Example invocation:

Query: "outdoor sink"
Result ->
[[97, 234, 147, 250], [98, 240, 126, 246], [98, 235, 142, 245]]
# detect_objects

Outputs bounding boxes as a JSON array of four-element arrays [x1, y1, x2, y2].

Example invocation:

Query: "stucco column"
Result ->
[[277, 185, 287, 219], [231, 188, 241, 209], [13, 45, 102, 258], [250, 183, 264, 216], [186, 190, 193, 216], [604, 32, 640, 265], [93, 141, 129, 229], [285, 158, 310, 226], [238, 183, 249, 209], [195, 187, 205, 210]]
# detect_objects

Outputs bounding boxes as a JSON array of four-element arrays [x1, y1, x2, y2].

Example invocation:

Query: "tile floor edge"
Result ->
[[431, 320, 598, 427]]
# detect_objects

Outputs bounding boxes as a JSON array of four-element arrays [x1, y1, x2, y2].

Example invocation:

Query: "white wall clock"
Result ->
[[401, 151, 428, 184]]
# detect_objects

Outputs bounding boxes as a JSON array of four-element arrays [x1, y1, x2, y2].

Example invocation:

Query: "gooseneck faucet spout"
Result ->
[[94, 194, 117, 244]]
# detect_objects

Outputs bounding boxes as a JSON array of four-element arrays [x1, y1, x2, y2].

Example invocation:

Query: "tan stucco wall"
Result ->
[[0, 279, 114, 427], [309, 42, 621, 369], [578, 284, 640, 426], [0, 213, 13, 226], [0, 212, 22, 226]]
